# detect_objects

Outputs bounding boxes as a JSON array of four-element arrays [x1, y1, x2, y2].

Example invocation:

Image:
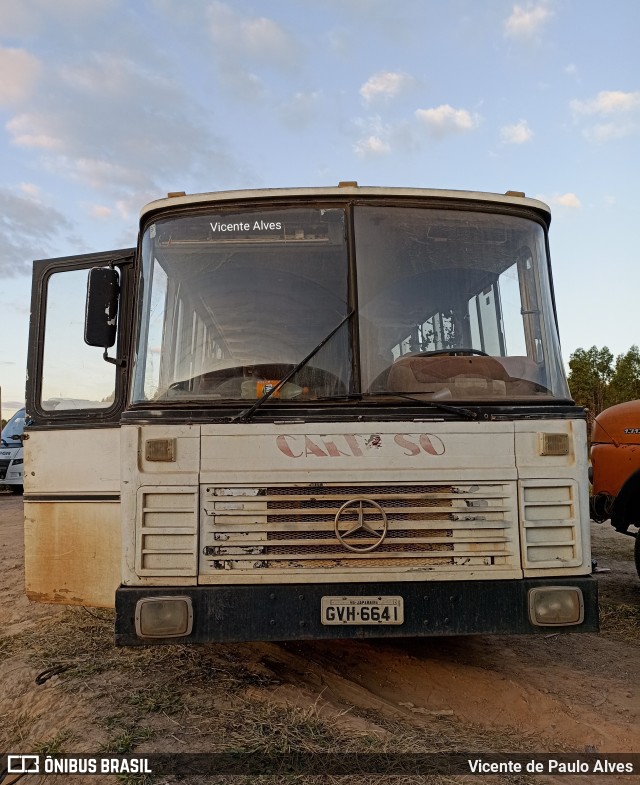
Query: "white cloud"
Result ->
[[279, 91, 323, 130], [353, 113, 420, 157], [6, 113, 64, 150], [504, 3, 553, 40], [207, 1, 300, 73], [541, 192, 581, 208], [354, 135, 391, 156], [570, 90, 640, 116], [72, 156, 149, 192], [570, 91, 640, 143], [0, 187, 78, 275], [219, 70, 266, 102], [19, 183, 41, 200], [0, 47, 42, 105], [4, 53, 244, 212], [89, 204, 113, 219], [584, 122, 638, 143], [359, 71, 413, 103], [555, 193, 581, 208], [205, 2, 302, 102], [0, 0, 116, 36], [0, 0, 38, 36], [415, 105, 480, 138], [326, 27, 349, 57], [500, 120, 534, 144]]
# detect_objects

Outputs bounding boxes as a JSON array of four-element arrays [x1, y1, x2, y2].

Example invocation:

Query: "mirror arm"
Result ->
[[103, 349, 127, 368]]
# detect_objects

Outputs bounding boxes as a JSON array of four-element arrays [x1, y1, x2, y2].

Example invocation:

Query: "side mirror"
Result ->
[[85, 267, 120, 348]]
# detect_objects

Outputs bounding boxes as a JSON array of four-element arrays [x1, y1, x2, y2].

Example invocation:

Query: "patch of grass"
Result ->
[[99, 717, 155, 754], [226, 697, 381, 754], [17, 607, 120, 681], [599, 600, 640, 641], [161, 690, 390, 757], [32, 728, 76, 755], [116, 776, 155, 785], [18, 607, 253, 695], [0, 710, 37, 749], [0, 636, 16, 659], [122, 695, 547, 785], [126, 686, 183, 715]]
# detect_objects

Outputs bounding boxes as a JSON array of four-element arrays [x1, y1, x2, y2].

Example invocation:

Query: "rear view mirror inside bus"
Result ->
[[85, 267, 120, 348]]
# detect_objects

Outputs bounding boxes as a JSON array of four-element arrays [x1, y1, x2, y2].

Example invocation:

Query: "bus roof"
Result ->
[[140, 185, 551, 225]]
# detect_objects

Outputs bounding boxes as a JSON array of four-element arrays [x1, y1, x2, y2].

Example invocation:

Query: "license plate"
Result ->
[[321, 595, 404, 625]]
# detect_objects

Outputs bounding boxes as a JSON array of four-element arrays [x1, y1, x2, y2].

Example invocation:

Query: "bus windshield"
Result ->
[[355, 205, 568, 400], [132, 202, 569, 405]]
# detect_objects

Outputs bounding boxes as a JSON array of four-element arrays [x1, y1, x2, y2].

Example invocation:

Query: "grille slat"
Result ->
[[211, 535, 510, 547], [208, 549, 512, 560], [210, 505, 510, 517], [208, 520, 508, 532]]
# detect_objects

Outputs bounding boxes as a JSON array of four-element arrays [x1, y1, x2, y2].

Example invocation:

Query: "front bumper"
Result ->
[[115, 577, 598, 645]]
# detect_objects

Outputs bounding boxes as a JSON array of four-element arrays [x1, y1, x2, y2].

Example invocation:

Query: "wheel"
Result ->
[[413, 348, 489, 357], [10, 484, 23, 495], [635, 532, 640, 580]]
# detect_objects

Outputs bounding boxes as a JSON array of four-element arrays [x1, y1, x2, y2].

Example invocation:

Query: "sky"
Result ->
[[1, 0, 639, 419]]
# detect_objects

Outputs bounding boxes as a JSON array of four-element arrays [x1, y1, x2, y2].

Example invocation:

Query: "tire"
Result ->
[[635, 532, 640, 580], [10, 484, 23, 495]]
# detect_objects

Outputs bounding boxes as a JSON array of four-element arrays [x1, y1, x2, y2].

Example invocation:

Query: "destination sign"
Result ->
[[210, 219, 283, 233]]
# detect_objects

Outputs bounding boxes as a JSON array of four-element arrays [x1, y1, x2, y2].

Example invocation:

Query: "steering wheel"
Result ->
[[412, 348, 489, 357]]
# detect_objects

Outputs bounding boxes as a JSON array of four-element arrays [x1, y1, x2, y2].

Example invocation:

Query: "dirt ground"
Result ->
[[1, 490, 638, 784]]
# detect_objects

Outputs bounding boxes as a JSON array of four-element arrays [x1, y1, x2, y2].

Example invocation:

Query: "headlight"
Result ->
[[135, 596, 193, 638], [529, 587, 584, 626]]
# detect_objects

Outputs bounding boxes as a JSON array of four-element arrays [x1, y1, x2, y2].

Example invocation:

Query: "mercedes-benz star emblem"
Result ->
[[334, 498, 388, 552]]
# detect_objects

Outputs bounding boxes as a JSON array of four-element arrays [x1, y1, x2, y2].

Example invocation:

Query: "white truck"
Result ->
[[1, 407, 25, 494]]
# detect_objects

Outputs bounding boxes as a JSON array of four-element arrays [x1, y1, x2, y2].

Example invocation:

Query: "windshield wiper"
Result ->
[[232, 310, 355, 423], [365, 391, 480, 420]]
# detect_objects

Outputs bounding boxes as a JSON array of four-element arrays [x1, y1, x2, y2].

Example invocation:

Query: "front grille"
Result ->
[[137, 486, 199, 576], [200, 482, 517, 574], [520, 480, 582, 568]]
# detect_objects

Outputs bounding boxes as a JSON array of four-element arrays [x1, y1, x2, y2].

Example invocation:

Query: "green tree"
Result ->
[[567, 346, 614, 418], [608, 345, 640, 405]]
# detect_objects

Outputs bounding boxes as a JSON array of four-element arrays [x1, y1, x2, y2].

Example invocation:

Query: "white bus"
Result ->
[[1, 407, 25, 494], [24, 184, 597, 644]]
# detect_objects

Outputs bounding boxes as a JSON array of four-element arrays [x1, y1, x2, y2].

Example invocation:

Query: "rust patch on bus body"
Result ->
[[24, 501, 121, 608]]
